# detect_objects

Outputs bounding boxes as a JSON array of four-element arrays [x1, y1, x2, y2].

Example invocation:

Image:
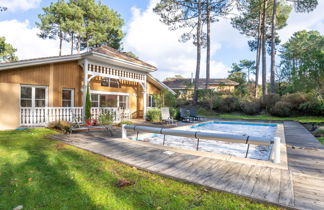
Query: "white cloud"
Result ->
[[0, 0, 42, 12], [0, 19, 71, 60], [278, 1, 324, 42], [124, 0, 230, 80]]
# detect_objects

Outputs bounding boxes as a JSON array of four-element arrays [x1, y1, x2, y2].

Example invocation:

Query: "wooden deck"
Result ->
[[49, 121, 324, 209], [284, 121, 324, 210]]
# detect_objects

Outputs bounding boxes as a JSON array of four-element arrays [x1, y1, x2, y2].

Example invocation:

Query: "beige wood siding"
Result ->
[[0, 83, 20, 129]]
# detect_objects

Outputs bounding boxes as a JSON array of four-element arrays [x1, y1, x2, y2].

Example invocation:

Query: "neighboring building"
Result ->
[[0, 46, 174, 130], [163, 78, 238, 99]]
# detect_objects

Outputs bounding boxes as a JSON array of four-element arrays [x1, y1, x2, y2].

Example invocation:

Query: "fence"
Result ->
[[20, 107, 130, 126]]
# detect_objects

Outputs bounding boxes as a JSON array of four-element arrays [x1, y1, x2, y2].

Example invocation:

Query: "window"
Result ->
[[119, 95, 128, 109], [62, 89, 74, 107], [101, 78, 119, 88], [91, 93, 128, 109], [91, 94, 99, 107], [148, 94, 156, 107], [100, 95, 117, 107], [20, 86, 47, 107], [21, 86, 32, 107]]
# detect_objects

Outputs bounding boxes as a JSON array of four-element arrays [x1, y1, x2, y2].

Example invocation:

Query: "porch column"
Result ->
[[82, 59, 89, 121], [143, 80, 147, 120]]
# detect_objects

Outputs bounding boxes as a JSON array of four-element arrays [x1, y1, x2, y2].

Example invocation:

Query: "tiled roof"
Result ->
[[0, 45, 156, 70], [163, 78, 239, 89], [93, 46, 156, 69]]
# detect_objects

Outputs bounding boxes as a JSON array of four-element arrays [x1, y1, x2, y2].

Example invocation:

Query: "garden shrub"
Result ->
[[261, 94, 280, 111], [299, 100, 324, 116], [169, 107, 180, 120], [98, 112, 113, 125], [48, 120, 72, 134], [270, 101, 292, 117], [240, 99, 261, 115], [282, 92, 309, 109], [313, 126, 324, 137], [146, 108, 161, 122], [117, 121, 134, 127], [219, 96, 240, 112]]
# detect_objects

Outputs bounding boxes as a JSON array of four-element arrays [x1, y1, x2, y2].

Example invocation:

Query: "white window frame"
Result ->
[[148, 94, 156, 108], [62, 88, 75, 107], [90, 90, 129, 108], [20, 85, 48, 108]]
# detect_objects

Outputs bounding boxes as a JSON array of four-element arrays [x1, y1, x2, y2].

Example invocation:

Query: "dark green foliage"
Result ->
[[0, 36, 18, 62], [240, 99, 261, 115], [48, 120, 72, 134], [219, 96, 240, 113], [278, 30, 324, 94], [197, 89, 220, 110], [227, 72, 247, 96], [85, 86, 91, 120], [299, 101, 324, 116], [37, 0, 124, 53], [146, 108, 161, 122], [169, 107, 180, 120], [261, 94, 281, 111], [270, 101, 292, 117]]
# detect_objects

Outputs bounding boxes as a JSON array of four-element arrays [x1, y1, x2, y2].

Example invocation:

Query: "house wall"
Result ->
[[0, 83, 20, 130], [208, 85, 235, 93], [0, 61, 162, 129]]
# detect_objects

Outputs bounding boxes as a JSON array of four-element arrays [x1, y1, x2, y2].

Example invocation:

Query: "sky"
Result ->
[[0, 0, 323, 81]]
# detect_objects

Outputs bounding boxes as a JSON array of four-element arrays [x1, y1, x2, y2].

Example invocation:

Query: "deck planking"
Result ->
[[48, 120, 324, 209]]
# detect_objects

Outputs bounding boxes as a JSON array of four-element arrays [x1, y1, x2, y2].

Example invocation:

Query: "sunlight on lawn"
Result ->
[[0, 129, 280, 209]]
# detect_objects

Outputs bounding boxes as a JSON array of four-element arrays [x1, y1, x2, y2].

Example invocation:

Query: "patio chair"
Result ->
[[161, 107, 177, 125], [70, 109, 81, 128], [180, 108, 193, 123], [190, 107, 204, 121]]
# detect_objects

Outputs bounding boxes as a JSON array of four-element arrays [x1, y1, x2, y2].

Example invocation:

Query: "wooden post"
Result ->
[[82, 59, 89, 121]]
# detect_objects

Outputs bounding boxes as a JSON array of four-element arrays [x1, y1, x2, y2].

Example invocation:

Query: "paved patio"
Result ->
[[49, 120, 324, 209]]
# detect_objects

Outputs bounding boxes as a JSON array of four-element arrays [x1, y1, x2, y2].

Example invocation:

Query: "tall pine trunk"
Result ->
[[59, 30, 63, 56], [77, 36, 81, 54], [254, 8, 262, 98], [193, 0, 202, 105], [270, 0, 277, 93], [71, 32, 74, 55], [205, 0, 211, 89], [261, 0, 267, 98]]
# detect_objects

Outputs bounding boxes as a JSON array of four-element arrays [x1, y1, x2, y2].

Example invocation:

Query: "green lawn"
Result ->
[[318, 137, 324, 145], [198, 109, 324, 123], [0, 129, 280, 210]]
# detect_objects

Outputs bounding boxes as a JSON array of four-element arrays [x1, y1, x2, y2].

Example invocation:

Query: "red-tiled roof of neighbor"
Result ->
[[163, 78, 239, 89], [0, 45, 156, 70], [93, 46, 156, 69]]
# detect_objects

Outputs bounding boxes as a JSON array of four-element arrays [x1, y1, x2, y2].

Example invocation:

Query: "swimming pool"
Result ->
[[139, 121, 277, 160]]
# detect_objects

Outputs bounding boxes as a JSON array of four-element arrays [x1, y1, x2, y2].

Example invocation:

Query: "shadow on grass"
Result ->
[[0, 134, 102, 209]]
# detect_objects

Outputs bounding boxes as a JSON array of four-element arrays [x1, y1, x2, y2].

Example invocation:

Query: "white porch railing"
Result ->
[[20, 107, 130, 126]]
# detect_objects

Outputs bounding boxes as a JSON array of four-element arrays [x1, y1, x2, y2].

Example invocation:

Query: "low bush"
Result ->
[[313, 126, 324, 137], [219, 96, 240, 113], [262, 94, 281, 111], [146, 108, 161, 122], [116, 121, 134, 127], [270, 101, 292, 117], [48, 120, 72, 134], [98, 112, 113, 125], [240, 99, 261, 115], [299, 100, 324, 116], [169, 107, 180, 120], [282, 92, 309, 109]]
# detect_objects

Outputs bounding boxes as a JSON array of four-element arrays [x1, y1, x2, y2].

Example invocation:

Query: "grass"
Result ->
[[317, 137, 324, 145], [198, 109, 324, 123], [0, 129, 281, 210]]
